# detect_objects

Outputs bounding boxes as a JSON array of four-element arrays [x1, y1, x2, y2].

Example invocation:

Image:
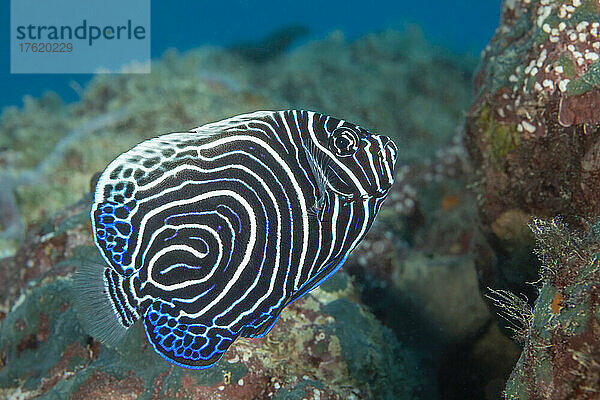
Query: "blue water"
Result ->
[[0, 0, 500, 111]]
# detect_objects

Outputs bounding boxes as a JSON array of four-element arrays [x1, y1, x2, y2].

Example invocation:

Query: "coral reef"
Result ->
[[500, 218, 600, 399], [0, 202, 426, 400], [465, 0, 600, 300], [0, 27, 500, 398]]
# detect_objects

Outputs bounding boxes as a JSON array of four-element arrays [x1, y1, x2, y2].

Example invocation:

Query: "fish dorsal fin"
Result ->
[[143, 299, 238, 369], [191, 111, 278, 135]]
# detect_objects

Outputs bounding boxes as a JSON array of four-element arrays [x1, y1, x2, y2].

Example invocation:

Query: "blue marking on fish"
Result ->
[[78, 110, 397, 369]]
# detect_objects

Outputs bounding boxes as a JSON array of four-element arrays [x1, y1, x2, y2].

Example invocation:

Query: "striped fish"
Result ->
[[77, 110, 397, 369]]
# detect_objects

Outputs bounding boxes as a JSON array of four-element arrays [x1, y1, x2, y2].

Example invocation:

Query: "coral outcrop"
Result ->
[[0, 28, 500, 399], [0, 201, 425, 400], [501, 218, 600, 399], [465, 0, 600, 297]]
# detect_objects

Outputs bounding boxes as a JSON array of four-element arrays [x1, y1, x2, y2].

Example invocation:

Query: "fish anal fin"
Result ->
[[240, 310, 283, 339], [143, 299, 237, 369]]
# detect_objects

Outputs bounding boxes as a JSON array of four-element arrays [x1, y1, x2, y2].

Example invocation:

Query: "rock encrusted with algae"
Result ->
[[500, 218, 600, 399], [0, 202, 426, 400], [465, 0, 600, 300]]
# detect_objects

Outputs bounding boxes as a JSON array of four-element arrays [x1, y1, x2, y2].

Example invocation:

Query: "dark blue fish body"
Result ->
[[79, 110, 397, 369]]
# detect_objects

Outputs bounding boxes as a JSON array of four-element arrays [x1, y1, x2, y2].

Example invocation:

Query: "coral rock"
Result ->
[[465, 0, 600, 301]]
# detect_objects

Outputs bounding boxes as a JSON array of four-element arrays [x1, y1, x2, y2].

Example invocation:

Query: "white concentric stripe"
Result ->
[[144, 232, 220, 292], [373, 135, 394, 184], [294, 112, 367, 288], [139, 219, 231, 290], [127, 158, 285, 319], [210, 141, 300, 325], [127, 159, 278, 265], [315, 197, 355, 279], [130, 190, 256, 314], [145, 183, 281, 320], [344, 199, 371, 257], [362, 139, 381, 189], [311, 191, 340, 289], [128, 135, 306, 322]]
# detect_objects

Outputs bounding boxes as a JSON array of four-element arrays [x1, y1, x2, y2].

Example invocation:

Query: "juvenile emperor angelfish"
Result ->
[[78, 110, 397, 369]]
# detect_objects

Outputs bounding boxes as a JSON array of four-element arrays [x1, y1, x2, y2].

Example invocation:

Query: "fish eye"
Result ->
[[329, 128, 359, 157]]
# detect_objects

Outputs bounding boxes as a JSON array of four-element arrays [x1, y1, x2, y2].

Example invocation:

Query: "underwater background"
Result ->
[[5, 0, 600, 399]]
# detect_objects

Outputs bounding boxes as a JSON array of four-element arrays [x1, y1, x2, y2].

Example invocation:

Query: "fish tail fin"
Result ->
[[73, 256, 140, 347]]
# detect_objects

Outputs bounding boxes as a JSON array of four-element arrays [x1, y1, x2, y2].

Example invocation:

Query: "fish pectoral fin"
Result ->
[[143, 299, 238, 369], [73, 256, 137, 347]]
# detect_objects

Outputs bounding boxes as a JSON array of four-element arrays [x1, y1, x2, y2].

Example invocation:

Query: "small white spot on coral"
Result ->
[[543, 23, 551, 33], [577, 21, 589, 32], [537, 6, 552, 27], [521, 120, 536, 133], [559, 79, 570, 92], [537, 49, 547, 67]]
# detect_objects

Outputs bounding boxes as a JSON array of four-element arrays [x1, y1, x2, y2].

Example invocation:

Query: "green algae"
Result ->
[[571, 0, 600, 24], [557, 55, 576, 79], [478, 104, 520, 162], [504, 219, 600, 398], [567, 60, 600, 96]]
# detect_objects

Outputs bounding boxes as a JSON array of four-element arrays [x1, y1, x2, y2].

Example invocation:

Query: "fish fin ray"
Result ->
[[73, 256, 136, 347]]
